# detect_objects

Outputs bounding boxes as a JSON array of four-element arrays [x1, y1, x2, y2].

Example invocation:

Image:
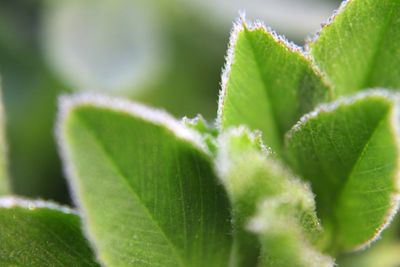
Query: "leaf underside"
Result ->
[[0, 197, 98, 267], [286, 92, 400, 252], [58, 95, 232, 267], [219, 21, 330, 155], [309, 0, 400, 97]]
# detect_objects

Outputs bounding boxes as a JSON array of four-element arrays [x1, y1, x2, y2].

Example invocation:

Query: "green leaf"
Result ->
[[182, 115, 218, 155], [308, 0, 400, 97], [216, 127, 332, 267], [338, 217, 400, 267], [218, 18, 331, 155], [0, 196, 98, 266], [57, 94, 232, 267], [249, 196, 333, 267], [285, 91, 400, 252], [0, 82, 9, 195]]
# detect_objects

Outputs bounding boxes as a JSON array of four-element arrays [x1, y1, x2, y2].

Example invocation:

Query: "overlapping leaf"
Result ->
[[182, 115, 218, 155], [57, 94, 232, 267], [0, 197, 98, 266], [250, 196, 333, 267], [336, 216, 400, 266], [216, 127, 332, 267], [218, 19, 331, 155], [286, 91, 400, 252], [308, 0, 400, 96]]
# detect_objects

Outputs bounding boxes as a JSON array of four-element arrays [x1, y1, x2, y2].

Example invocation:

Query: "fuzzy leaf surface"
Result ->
[[218, 20, 330, 154], [58, 94, 232, 267], [309, 0, 400, 96], [286, 91, 400, 251], [0, 197, 98, 266], [216, 128, 332, 267], [251, 197, 333, 267]]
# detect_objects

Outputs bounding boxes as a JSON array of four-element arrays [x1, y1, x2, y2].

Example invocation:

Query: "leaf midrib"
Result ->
[[330, 106, 392, 249], [243, 27, 283, 153], [358, 2, 397, 90], [75, 115, 186, 267]]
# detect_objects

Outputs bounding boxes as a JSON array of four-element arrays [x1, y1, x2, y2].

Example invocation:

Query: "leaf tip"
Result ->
[[217, 17, 247, 129], [215, 126, 272, 180], [217, 15, 304, 129], [285, 89, 399, 142], [305, 0, 352, 52], [57, 93, 209, 153]]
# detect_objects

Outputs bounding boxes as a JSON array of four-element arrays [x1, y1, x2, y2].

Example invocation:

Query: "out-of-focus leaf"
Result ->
[[136, 3, 228, 120], [250, 196, 333, 267], [216, 127, 332, 267], [286, 91, 400, 252], [43, 0, 165, 93], [338, 240, 400, 267], [0, 1, 69, 202], [308, 0, 400, 96], [177, 0, 338, 40], [0, 196, 98, 266], [57, 94, 232, 266], [0, 83, 9, 195], [218, 19, 331, 155]]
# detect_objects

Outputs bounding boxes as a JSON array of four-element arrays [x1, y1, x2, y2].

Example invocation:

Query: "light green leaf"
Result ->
[[249, 196, 333, 267], [0, 196, 98, 266], [216, 127, 332, 267], [285, 91, 400, 252], [182, 115, 218, 155], [308, 0, 400, 97], [57, 94, 232, 267], [218, 18, 331, 155], [0, 82, 9, 195]]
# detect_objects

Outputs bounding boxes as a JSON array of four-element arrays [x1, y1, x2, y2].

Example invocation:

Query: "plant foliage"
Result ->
[[1, 0, 400, 266]]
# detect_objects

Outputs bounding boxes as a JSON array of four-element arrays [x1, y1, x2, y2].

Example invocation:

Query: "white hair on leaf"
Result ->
[[286, 89, 400, 141], [217, 12, 331, 128], [55, 93, 211, 264], [305, 0, 352, 52], [57, 93, 209, 154], [0, 196, 77, 215], [285, 88, 400, 251]]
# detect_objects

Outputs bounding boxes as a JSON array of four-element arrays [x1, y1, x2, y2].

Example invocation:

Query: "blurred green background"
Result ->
[[0, 0, 340, 203]]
